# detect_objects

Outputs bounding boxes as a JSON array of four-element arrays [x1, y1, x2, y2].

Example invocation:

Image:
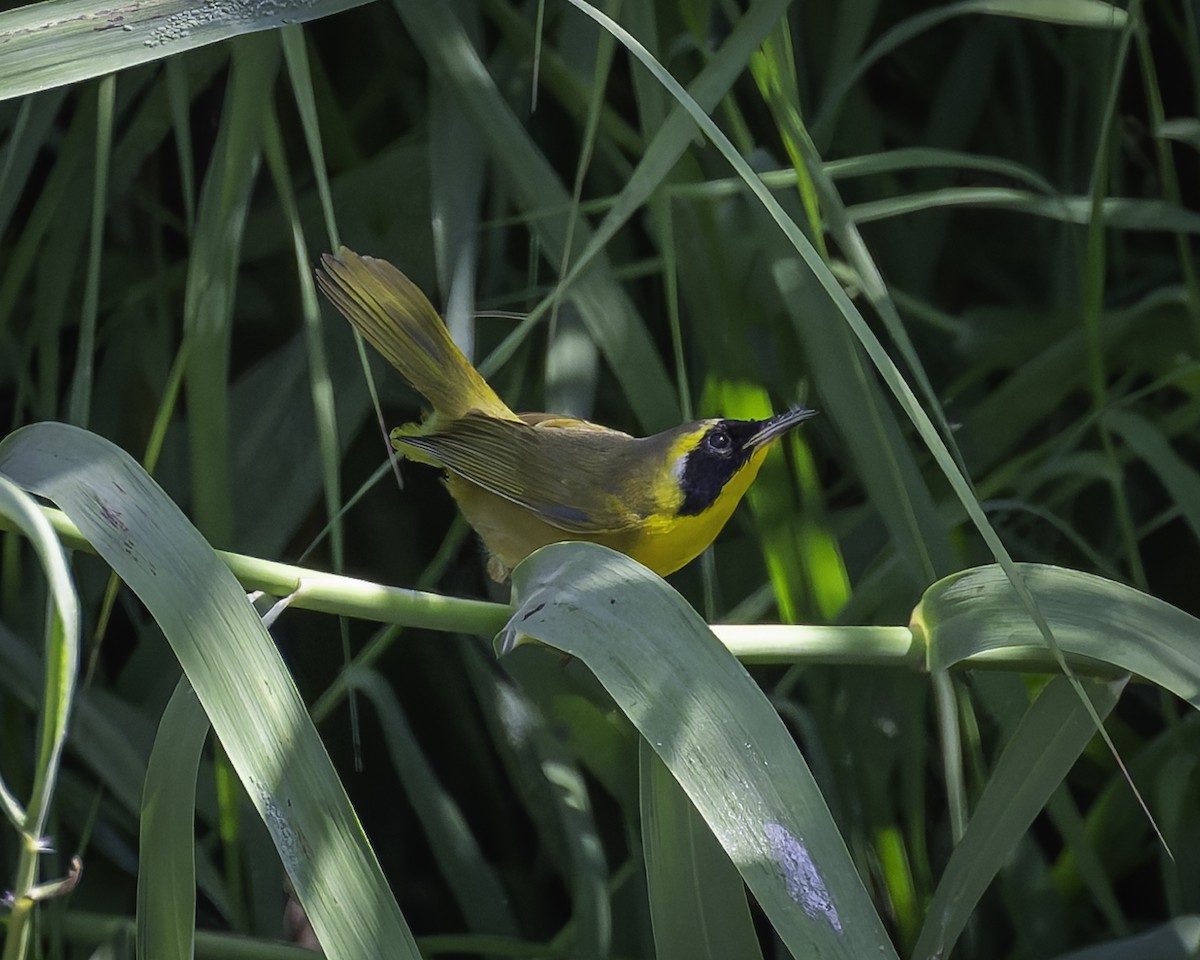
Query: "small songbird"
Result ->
[[317, 248, 815, 581]]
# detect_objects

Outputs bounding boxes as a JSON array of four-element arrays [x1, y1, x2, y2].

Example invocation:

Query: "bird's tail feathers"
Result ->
[[317, 247, 516, 422]]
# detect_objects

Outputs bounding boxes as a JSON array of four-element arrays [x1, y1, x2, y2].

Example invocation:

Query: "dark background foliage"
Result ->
[[1, 0, 1198, 956]]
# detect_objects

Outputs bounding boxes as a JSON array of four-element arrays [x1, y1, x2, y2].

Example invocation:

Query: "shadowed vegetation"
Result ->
[[1, 1, 1198, 958]]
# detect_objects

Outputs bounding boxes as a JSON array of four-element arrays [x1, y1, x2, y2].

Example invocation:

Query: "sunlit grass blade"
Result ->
[[502, 541, 897, 959], [0, 0, 372, 102], [137, 679, 210, 960], [913, 563, 1200, 708], [0, 422, 421, 959]]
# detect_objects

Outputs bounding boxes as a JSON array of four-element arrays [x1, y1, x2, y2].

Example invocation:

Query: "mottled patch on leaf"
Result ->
[[765, 823, 841, 933]]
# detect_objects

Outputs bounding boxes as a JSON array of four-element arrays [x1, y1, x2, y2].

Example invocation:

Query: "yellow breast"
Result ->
[[446, 443, 771, 581]]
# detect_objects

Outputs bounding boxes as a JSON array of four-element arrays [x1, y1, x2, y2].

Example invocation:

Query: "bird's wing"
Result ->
[[394, 414, 645, 533]]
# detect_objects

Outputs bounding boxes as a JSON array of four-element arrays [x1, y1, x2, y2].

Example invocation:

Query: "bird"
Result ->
[[316, 247, 816, 582]]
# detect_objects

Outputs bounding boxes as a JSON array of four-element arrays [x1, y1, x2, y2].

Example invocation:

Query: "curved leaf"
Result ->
[[0, 0, 370, 103], [0, 421, 419, 960], [501, 541, 896, 960], [913, 564, 1200, 709]]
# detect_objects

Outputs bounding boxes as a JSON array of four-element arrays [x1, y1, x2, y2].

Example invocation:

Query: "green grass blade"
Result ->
[[345, 666, 519, 938], [261, 87, 361, 760], [772, 258, 955, 587], [0, 500, 512, 635], [0, 422, 421, 960], [967, 0, 1126, 24], [182, 35, 277, 547], [65, 73, 114, 429], [0, 90, 69, 239], [0, 484, 78, 844], [502, 541, 897, 959], [1105, 409, 1200, 546], [811, 0, 1126, 143], [393, 0, 679, 431], [912, 675, 1126, 960], [0, 624, 142, 817], [751, 20, 965, 485], [281, 24, 340, 250], [165, 57, 198, 234], [264, 74, 345, 571], [0, 0, 372, 102], [0, 473, 80, 960], [971, 675, 1129, 932], [565, 0, 1126, 780], [846, 189, 1200, 233], [554, 0, 792, 318], [640, 741, 764, 960], [1048, 916, 1200, 960], [0, 101, 87, 349], [426, 0, 485, 360], [825, 146, 1058, 192], [0, 622, 237, 924], [137, 679, 210, 960], [913, 564, 1200, 709], [0, 479, 79, 824], [473, 650, 616, 956], [1159, 118, 1200, 153]]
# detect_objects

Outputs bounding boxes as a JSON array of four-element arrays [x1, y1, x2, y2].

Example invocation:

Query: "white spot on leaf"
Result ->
[[765, 822, 842, 933]]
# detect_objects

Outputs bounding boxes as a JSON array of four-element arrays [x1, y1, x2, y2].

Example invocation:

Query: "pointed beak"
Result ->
[[746, 407, 818, 448]]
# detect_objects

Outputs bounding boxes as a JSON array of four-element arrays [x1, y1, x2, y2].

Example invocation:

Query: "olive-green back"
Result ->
[[395, 414, 704, 533]]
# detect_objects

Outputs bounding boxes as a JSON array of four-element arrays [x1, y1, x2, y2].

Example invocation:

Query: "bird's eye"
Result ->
[[706, 427, 732, 455]]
